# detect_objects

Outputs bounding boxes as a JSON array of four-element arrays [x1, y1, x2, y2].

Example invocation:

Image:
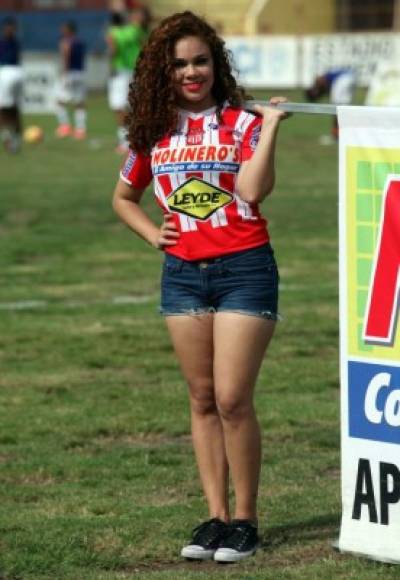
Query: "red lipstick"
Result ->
[[185, 82, 202, 92]]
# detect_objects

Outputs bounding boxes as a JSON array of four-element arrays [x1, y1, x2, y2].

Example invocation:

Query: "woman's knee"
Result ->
[[216, 394, 254, 423], [188, 379, 216, 416]]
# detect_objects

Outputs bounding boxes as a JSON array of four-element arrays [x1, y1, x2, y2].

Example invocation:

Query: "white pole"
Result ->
[[246, 100, 338, 115]]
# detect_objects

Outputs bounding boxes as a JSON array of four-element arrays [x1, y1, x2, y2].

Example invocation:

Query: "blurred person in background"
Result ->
[[0, 17, 23, 154], [305, 67, 355, 143], [106, 6, 149, 153], [55, 21, 87, 140]]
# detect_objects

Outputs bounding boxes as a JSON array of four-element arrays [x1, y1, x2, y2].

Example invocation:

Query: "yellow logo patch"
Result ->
[[167, 177, 233, 220]]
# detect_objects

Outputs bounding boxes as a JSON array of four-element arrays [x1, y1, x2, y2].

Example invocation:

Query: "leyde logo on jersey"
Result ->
[[167, 177, 233, 220]]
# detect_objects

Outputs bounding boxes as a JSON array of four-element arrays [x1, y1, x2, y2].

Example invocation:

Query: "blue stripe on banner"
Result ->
[[153, 162, 239, 175], [348, 360, 400, 445]]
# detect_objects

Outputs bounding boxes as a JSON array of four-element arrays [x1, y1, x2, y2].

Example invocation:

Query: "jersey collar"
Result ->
[[178, 101, 229, 119], [178, 105, 217, 119]]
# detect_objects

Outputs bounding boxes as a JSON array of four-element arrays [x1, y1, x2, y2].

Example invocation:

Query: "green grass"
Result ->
[[0, 91, 398, 579]]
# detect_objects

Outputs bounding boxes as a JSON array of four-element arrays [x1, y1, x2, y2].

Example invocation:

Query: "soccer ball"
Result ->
[[23, 125, 44, 144]]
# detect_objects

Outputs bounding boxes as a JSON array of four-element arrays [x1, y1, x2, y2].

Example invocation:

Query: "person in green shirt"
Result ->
[[106, 8, 149, 153]]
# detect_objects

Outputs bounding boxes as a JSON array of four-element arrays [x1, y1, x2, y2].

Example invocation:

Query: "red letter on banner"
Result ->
[[363, 177, 400, 345]]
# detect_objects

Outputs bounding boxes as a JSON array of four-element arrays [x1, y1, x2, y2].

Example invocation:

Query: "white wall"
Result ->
[[225, 32, 400, 88], [21, 33, 400, 112]]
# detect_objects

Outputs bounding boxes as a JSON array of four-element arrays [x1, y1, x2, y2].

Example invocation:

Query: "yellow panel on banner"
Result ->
[[346, 147, 400, 360]]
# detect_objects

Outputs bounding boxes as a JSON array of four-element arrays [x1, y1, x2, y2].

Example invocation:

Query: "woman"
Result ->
[[112, 10, 287, 563]]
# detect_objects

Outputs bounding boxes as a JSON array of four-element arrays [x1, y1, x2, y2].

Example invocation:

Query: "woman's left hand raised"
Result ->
[[252, 96, 290, 123]]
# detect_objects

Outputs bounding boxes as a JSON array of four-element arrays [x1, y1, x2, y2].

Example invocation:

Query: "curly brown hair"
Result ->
[[126, 11, 248, 154]]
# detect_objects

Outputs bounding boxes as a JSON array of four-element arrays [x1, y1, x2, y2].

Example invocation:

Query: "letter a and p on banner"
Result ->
[[338, 105, 400, 563]]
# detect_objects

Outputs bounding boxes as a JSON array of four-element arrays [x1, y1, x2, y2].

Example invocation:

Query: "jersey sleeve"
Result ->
[[120, 149, 153, 189], [241, 115, 262, 162]]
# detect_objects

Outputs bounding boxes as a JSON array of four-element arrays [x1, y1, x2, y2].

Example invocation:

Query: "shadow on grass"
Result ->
[[261, 512, 340, 549]]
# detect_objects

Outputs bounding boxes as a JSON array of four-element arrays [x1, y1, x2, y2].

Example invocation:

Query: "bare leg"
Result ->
[[0, 106, 22, 152], [55, 100, 71, 136], [114, 109, 128, 151], [214, 313, 275, 521], [165, 314, 229, 521], [73, 103, 87, 138], [115, 109, 126, 127], [0, 106, 21, 133]]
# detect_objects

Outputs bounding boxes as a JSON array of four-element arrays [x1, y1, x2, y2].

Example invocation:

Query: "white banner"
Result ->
[[338, 105, 400, 564], [20, 54, 108, 113], [225, 36, 299, 88], [225, 33, 400, 89], [365, 61, 400, 107], [20, 34, 400, 95], [301, 33, 400, 87], [22, 62, 57, 113]]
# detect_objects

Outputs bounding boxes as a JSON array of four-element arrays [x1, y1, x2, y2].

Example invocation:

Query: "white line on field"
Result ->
[[0, 300, 48, 310], [0, 295, 157, 311], [0, 285, 336, 312]]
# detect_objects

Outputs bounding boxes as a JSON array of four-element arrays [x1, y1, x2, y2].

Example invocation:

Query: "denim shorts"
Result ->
[[160, 243, 279, 320]]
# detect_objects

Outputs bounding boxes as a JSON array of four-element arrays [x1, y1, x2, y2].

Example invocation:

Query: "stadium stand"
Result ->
[[150, 0, 336, 35], [150, 0, 251, 35], [0, 1, 108, 52]]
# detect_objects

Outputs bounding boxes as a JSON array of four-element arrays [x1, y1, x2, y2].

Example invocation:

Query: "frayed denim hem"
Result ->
[[159, 307, 216, 316], [159, 307, 282, 320]]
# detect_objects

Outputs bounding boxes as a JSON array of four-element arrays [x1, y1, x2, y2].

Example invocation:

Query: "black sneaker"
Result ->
[[181, 518, 228, 560], [214, 519, 259, 562]]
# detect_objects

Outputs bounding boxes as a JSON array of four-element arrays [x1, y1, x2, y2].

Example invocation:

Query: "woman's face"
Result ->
[[172, 35, 215, 111]]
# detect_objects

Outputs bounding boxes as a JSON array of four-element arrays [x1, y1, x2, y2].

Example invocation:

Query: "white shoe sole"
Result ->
[[214, 547, 257, 562], [181, 545, 215, 560]]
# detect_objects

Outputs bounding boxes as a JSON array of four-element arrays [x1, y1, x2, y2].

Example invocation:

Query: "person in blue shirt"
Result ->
[[0, 17, 23, 153], [55, 21, 88, 140]]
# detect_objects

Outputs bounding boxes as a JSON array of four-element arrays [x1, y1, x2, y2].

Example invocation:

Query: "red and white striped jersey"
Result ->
[[120, 104, 270, 260]]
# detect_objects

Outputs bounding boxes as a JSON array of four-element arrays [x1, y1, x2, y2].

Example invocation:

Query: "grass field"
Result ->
[[0, 91, 398, 579]]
